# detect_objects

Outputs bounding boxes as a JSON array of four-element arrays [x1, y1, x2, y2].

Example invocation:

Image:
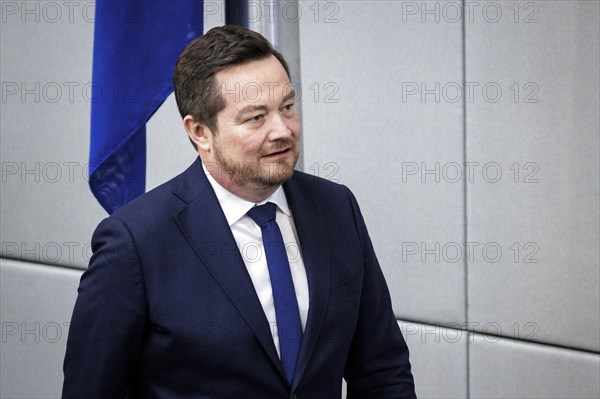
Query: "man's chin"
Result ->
[[252, 161, 295, 187]]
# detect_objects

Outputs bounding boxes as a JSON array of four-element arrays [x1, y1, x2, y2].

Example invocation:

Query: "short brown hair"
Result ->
[[173, 25, 290, 139]]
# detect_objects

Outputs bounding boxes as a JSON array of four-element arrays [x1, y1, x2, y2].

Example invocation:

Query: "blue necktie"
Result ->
[[247, 202, 303, 383]]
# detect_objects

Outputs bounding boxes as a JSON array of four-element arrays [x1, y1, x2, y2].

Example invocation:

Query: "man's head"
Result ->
[[173, 25, 300, 203], [173, 25, 291, 137]]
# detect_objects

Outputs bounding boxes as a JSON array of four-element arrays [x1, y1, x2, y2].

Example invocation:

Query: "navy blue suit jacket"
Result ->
[[63, 159, 416, 398]]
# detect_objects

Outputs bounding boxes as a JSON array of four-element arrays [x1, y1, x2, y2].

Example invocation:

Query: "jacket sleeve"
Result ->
[[343, 188, 417, 399], [62, 216, 147, 398]]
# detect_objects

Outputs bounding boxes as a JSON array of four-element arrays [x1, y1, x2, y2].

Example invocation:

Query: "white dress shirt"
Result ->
[[202, 162, 309, 357]]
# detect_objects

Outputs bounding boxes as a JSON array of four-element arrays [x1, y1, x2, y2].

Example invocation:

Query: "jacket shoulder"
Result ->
[[100, 162, 206, 239], [288, 169, 351, 198]]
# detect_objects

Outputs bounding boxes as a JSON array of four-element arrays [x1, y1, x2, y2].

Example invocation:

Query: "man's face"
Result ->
[[203, 55, 300, 199]]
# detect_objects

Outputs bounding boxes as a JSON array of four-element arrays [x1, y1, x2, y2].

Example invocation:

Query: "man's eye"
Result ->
[[282, 103, 295, 111], [248, 114, 264, 122]]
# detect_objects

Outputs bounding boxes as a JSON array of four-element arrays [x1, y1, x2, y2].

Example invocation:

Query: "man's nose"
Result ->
[[267, 113, 293, 141]]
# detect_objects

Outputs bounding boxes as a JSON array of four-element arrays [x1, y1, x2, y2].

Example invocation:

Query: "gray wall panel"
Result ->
[[399, 321, 467, 398], [466, 1, 600, 351], [0, 3, 104, 268], [298, 0, 465, 325], [0, 259, 82, 398], [470, 333, 600, 398]]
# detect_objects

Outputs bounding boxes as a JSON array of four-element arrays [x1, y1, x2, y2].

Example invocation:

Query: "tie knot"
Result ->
[[247, 202, 277, 226]]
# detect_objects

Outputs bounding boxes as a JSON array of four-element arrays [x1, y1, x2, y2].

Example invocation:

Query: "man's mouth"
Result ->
[[263, 147, 291, 159]]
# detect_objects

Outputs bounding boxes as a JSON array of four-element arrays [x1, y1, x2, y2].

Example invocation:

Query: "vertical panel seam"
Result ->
[[462, 0, 470, 398]]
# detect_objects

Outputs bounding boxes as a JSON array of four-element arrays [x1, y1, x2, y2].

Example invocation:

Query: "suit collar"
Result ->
[[201, 161, 291, 226], [172, 158, 210, 204]]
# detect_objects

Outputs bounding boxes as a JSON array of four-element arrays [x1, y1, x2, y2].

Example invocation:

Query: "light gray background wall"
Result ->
[[1, 1, 598, 398]]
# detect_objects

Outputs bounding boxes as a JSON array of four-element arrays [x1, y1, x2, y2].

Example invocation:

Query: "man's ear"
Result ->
[[183, 115, 212, 152]]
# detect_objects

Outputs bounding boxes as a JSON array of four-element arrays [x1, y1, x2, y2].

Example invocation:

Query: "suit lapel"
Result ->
[[172, 160, 284, 378], [284, 174, 332, 389]]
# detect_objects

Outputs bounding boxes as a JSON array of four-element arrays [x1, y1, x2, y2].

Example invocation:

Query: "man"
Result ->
[[63, 25, 416, 398]]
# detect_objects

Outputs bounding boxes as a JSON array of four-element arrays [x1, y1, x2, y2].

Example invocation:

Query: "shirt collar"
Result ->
[[202, 161, 291, 226]]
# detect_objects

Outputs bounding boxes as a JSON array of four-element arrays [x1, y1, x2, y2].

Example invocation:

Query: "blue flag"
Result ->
[[89, 0, 203, 214]]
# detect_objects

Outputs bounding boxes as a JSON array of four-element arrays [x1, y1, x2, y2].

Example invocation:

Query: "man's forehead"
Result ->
[[215, 56, 287, 83], [216, 56, 291, 100]]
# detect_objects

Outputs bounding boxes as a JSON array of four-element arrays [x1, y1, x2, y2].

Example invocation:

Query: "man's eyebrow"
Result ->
[[236, 104, 268, 117], [235, 90, 297, 118], [282, 90, 296, 102]]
